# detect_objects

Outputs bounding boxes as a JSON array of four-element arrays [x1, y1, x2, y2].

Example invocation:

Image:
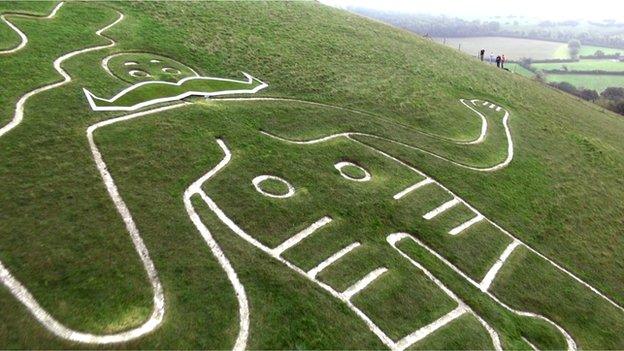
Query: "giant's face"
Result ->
[[104, 53, 198, 83]]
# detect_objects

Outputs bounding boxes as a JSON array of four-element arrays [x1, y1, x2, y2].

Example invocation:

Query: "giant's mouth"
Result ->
[[83, 72, 268, 112]]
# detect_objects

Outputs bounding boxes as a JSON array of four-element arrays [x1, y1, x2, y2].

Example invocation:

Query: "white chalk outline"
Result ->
[[184, 138, 250, 351], [394, 305, 473, 351], [128, 69, 151, 78], [0, 6, 124, 138], [0, 109, 180, 343], [389, 233, 576, 350], [386, 233, 502, 351], [393, 178, 434, 200], [83, 72, 268, 112], [194, 139, 504, 351], [341, 267, 388, 300], [0, 2, 64, 55], [0, 9, 174, 344], [218, 97, 492, 146], [307, 242, 361, 279], [0, 16, 619, 344], [423, 197, 460, 220], [194, 140, 395, 349], [196, 139, 502, 351], [479, 240, 521, 292], [448, 214, 484, 235], [162, 67, 181, 75], [252, 98, 623, 314], [334, 161, 372, 182], [460, 99, 488, 145], [252, 175, 295, 199], [249, 98, 512, 172], [272, 216, 332, 256]]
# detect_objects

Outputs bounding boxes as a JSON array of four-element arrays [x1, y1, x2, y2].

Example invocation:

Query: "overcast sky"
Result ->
[[318, 0, 623, 20]]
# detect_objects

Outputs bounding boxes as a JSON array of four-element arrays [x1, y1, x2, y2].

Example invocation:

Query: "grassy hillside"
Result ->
[[506, 63, 537, 78], [0, 1, 623, 349]]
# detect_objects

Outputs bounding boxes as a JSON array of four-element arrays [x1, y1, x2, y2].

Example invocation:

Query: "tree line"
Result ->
[[348, 8, 624, 51], [548, 83, 624, 115]]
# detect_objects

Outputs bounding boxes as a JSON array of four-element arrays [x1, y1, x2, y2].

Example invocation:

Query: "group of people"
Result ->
[[479, 49, 506, 69]]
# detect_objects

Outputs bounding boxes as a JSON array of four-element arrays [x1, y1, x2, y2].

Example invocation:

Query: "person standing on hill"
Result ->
[[496, 55, 501, 68], [501, 54, 506, 69], [480, 48, 485, 61], [490, 52, 494, 64]]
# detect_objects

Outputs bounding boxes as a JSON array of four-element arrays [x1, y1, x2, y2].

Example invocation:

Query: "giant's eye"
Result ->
[[162, 67, 181, 75], [128, 69, 151, 78], [252, 175, 295, 198], [335, 162, 371, 182]]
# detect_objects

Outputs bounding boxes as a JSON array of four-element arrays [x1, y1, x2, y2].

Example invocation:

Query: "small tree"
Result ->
[[614, 101, 624, 115], [568, 39, 581, 58], [520, 57, 533, 67], [535, 71, 546, 83], [601, 87, 624, 100], [551, 81, 577, 94], [579, 89, 599, 102], [594, 50, 606, 57]]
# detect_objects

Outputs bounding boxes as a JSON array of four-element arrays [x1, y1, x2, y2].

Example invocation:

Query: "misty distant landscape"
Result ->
[[346, 6, 624, 115]]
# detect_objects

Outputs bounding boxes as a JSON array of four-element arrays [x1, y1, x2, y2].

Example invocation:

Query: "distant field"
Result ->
[[532, 59, 624, 72], [579, 45, 624, 57], [436, 36, 623, 61], [435, 36, 566, 60], [545, 74, 624, 92], [552, 45, 624, 59], [436, 38, 624, 90]]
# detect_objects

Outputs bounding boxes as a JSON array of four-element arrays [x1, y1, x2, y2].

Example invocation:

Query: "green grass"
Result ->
[[0, 1, 57, 49], [255, 177, 291, 197], [528, 59, 624, 91], [396, 238, 568, 350], [105, 52, 200, 83], [491, 246, 624, 349], [578, 45, 624, 57], [353, 268, 457, 341], [553, 44, 624, 59], [545, 73, 624, 92], [533, 59, 624, 72], [1, 0, 623, 349], [409, 314, 495, 350], [337, 162, 367, 179], [506, 63, 537, 78], [91, 77, 262, 109]]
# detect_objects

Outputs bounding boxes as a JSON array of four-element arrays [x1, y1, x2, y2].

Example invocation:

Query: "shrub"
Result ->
[[568, 39, 581, 58], [614, 101, 624, 114], [601, 87, 624, 100], [579, 89, 599, 102]]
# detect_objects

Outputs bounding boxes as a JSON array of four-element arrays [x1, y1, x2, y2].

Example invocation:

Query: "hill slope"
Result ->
[[0, 1, 622, 349]]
